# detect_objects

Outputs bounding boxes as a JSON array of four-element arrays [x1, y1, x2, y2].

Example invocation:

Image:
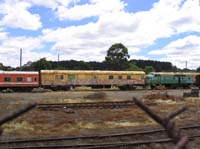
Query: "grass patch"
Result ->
[[2, 121, 34, 135]]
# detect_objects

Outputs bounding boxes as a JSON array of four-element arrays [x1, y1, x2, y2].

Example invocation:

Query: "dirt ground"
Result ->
[[0, 89, 200, 141]]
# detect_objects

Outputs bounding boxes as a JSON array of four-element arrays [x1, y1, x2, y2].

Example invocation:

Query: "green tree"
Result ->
[[197, 66, 200, 72], [144, 66, 155, 74], [126, 63, 142, 71], [105, 43, 130, 70], [0, 63, 3, 70], [32, 58, 52, 71]]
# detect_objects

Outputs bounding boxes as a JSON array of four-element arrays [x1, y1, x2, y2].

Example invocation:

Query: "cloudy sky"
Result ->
[[0, 0, 200, 69]]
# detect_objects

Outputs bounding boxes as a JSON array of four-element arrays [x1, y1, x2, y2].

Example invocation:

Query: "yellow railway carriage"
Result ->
[[40, 70, 145, 90]]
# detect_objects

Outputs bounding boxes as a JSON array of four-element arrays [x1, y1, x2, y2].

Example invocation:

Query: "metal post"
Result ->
[[58, 54, 59, 62], [57, 53, 59, 69], [20, 48, 22, 70], [185, 61, 187, 69]]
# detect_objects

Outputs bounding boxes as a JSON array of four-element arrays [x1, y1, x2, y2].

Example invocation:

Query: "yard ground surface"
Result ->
[[0, 89, 200, 148]]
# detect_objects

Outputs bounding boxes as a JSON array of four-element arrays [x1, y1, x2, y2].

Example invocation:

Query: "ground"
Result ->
[[0, 89, 200, 142]]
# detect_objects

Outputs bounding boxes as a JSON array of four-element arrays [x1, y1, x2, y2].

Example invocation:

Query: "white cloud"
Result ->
[[149, 35, 200, 69], [0, 28, 8, 40], [129, 55, 149, 61], [1, 36, 43, 52], [0, 0, 200, 69], [39, 0, 200, 70], [55, 0, 126, 20], [0, 1, 42, 30], [28, 0, 79, 10], [0, 35, 46, 66]]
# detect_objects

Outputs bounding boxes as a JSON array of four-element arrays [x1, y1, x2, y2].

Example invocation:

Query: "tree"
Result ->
[[105, 43, 130, 70], [126, 63, 143, 71], [197, 66, 200, 72], [0, 63, 3, 70], [32, 58, 52, 71], [144, 66, 155, 74]]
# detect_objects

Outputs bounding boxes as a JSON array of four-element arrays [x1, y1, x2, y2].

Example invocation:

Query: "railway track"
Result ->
[[37, 100, 136, 110], [1, 124, 200, 149]]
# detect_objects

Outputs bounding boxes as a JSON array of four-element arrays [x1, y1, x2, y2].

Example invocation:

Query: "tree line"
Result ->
[[0, 43, 199, 73]]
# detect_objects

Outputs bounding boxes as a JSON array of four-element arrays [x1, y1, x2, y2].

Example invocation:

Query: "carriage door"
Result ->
[[177, 75, 181, 84], [68, 74, 76, 84], [92, 74, 97, 85]]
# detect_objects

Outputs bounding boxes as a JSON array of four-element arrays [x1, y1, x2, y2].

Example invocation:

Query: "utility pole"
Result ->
[[58, 53, 60, 62], [20, 48, 22, 70], [186, 60, 187, 70], [57, 53, 60, 69]]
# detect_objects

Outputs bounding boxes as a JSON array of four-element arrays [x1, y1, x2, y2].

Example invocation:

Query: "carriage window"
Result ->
[[27, 77, 32, 82], [118, 76, 122, 80], [56, 75, 64, 80], [127, 75, 131, 80], [141, 75, 144, 80], [16, 77, 23, 82], [34, 78, 37, 82], [109, 75, 114, 80], [4, 77, 11, 82]]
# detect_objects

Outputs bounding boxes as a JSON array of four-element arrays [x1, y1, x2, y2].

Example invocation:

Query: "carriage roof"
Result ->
[[41, 70, 145, 75], [149, 72, 200, 76], [0, 71, 38, 74]]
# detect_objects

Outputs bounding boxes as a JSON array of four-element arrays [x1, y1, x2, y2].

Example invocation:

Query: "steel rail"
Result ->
[[1, 124, 200, 145], [37, 100, 135, 109], [4, 134, 200, 149]]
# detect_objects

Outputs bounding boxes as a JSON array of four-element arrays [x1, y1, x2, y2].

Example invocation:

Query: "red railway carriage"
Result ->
[[0, 71, 39, 91]]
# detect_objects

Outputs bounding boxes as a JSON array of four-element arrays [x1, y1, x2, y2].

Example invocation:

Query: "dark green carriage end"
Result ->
[[146, 72, 193, 89]]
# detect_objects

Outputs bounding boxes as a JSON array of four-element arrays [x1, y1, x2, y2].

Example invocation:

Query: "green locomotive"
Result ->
[[146, 72, 194, 89]]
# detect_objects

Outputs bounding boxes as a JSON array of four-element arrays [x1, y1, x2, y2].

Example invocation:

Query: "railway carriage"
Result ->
[[40, 70, 145, 90], [0, 70, 199, 91], [146, 72, 194, 89], [0, 71, 39, 91], [196, 74, 200, 88], [184, 73, 200, 84]]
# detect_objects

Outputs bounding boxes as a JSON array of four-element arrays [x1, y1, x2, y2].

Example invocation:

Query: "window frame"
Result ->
[[16, 77, 23, 82], [55, 75, 64, 80], [4, 77, 11, 82], [27, 77, 32, 82], [118, 75, 122, 80], [127, 75, 131, 80], [108, 75, 114, 80]]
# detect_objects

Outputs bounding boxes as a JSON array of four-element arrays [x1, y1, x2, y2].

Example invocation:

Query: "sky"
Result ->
[[0, 0, 200, 69]]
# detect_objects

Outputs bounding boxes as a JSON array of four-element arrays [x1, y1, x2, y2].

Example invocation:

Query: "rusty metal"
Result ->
[[2, 134, 200, 149], [133, 97, 188, 149], [1, 123, 200, 145], [37, 100, 135, 110], [0, 103, 36, 125]]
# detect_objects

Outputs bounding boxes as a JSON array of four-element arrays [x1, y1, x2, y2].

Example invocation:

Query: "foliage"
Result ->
[[197, 66, 200, 72], [0, 63, 13, 71], [126, 63, 143, 71], [104, 43, 130, 70], [50, 60, 92, 70], [144, 66, 155, 74], [16, 59, 184, 72], [22, 58, 52, 71], [130, 59, 175, 72], [0, 63, 3, 70]]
